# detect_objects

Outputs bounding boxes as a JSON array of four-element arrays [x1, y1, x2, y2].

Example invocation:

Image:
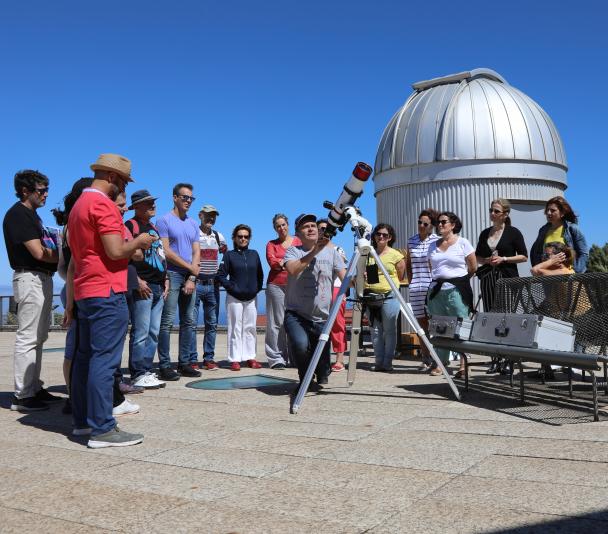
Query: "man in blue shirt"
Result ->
[[156, 183, 201, 380]]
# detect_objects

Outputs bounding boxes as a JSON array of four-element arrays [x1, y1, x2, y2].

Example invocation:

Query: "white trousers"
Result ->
[[12, 271, 53, 398], [226, 294, 257, 362]]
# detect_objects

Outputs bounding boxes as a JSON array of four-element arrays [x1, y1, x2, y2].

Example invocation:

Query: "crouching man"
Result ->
[[283, 214, 345, 389]]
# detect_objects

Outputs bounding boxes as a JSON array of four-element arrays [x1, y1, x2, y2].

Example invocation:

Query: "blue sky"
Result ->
[[1, 0, 606, 289]]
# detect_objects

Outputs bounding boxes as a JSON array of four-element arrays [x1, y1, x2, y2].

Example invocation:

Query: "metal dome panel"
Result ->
[[375, 68, 567, 177]]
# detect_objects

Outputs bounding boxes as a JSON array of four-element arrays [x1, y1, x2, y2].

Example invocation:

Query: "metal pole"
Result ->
[[346, 253, 367, 387], [368, 247, 461, 401], [291, 249, 362, 414]]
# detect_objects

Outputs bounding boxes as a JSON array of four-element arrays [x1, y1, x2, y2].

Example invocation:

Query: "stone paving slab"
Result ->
[[3, 331, 608, 533], [465, 454, 608, 487], [368, 504, 608, 534], [0, 506, 111, 534], [430, 475, 608, 519]]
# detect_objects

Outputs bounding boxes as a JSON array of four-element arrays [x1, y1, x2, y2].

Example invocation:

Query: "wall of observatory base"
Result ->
[[375, 177, 564, 251]]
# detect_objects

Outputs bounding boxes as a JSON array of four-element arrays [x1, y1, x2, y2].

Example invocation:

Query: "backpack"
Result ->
[[125, 218, 158, 238]]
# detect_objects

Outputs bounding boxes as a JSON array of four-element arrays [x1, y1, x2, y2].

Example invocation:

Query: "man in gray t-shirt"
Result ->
[[283, 213, 346, 386]]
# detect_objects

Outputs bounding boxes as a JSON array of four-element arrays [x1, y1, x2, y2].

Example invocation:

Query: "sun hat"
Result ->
[[90, 153, 134, 182], [128, 189, 157, 210], [295, 213, 317, 229], [200, 204, 220, 215]]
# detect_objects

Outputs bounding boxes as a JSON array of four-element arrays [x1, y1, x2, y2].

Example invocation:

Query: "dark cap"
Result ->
[[128, 189, 157, 210], [295, 213, 317, 229]]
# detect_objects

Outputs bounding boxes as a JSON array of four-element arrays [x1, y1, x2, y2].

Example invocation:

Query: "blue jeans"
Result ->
[[190, 281, 218, 362], [370, 296, 400, 369], [129, 282, 164, 379], [158, 270, 196, 369], [72, 291, 128, 436], [284, 310, 330, 382], [60, 285, 77, 361]]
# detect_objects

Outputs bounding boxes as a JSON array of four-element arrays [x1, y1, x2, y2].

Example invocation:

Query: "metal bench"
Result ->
[[432, 273, 608, 421]]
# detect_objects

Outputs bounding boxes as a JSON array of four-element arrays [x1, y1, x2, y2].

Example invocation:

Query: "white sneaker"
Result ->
[[112, 399, 140, 416], [133, 372, 166, 389]]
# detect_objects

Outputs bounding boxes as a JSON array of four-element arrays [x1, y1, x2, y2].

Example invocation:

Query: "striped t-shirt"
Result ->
[[407, 232, 439, 317], [197, 229, 227, 279]]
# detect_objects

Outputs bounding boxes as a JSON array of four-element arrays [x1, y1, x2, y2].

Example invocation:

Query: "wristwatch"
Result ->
[[188, 275, 196, 282]]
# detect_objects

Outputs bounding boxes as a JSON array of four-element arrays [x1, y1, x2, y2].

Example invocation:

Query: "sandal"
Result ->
[[331, 362, 345, 372], [429, 367, 443, 376], [454, 370, 466, 379]]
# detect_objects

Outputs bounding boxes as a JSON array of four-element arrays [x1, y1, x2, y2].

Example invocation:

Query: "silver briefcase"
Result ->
[[470, 312, 575, 352], [429, 315, 472, 340]]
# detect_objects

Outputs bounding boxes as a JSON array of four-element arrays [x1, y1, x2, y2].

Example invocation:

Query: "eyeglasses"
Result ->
[[489, 209, 504, 214], [417, 220, 429, 227], [375, 232, 390, 238], [34, 187, 49, 195], [236, 234, 250, 239], [177, 194, 196, 203], [437, 219, 450, 225]]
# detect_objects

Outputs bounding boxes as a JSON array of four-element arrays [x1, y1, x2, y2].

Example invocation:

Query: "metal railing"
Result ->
[[0, 288, 271, 330]]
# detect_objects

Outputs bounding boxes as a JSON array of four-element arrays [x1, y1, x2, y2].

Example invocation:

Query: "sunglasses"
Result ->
[[417, 220, 429, 227], [375, 232, 390, 238], [236, 234, 250, 239], [34, 187, 49, 195], [489, 209, 504, 214], [177, 194, 196, 203], [437, 219, 451, 225]]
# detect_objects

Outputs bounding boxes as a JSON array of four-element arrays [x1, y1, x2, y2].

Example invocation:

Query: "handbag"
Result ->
[[361, 290, 392, 309]]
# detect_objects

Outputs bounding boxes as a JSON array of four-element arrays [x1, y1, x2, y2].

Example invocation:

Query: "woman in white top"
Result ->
[[407, 209, 439, 371], [427, 211, 476, 377]]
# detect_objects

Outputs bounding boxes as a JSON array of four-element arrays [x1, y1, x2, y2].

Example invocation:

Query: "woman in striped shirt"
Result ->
[[407, 209, 439, 372]]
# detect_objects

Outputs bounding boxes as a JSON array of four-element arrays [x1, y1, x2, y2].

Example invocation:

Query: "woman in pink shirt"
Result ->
[[265, 214, 301, 369]]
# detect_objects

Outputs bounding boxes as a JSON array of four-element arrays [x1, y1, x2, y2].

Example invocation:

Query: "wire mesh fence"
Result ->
[[492, 272, 608, 355]]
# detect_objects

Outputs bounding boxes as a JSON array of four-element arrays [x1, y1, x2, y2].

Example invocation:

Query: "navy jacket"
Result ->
[[530, 221, 588, 273], [218, 247, 264, 301]]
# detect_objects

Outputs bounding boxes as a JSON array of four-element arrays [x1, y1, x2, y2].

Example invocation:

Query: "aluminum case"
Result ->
[[429, 315, 473, 341], [470, 312, 575, 352]]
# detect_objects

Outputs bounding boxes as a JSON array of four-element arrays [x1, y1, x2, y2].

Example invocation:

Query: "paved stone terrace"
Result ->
[[1, 331, 608, 533]]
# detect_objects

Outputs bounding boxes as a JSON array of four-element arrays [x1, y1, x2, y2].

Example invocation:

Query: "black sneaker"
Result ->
[[158, 367, 180, 381], [178, 365, 202, 378], [317, 375, 329, 385], [271, 363, 286, 370], [35, 388, 62, 402], [10, 396, 49, 412]]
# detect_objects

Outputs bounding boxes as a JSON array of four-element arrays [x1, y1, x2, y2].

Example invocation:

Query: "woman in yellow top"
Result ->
[[365, 223, 405, 372]]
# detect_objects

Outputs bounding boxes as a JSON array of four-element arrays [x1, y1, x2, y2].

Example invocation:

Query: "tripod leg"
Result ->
[[368, 248, 461, 401], [347, 253, 367, 387], [347, 302, 362, 387], [291, 249, 361, 414]]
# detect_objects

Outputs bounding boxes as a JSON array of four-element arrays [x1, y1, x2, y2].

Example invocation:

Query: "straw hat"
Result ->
[[90, 153, 134, 182]]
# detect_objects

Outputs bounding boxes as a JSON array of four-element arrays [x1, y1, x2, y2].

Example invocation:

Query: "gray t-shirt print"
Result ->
[[284, 245, 345, 323]]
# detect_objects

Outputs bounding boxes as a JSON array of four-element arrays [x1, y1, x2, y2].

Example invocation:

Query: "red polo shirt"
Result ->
[[68, 188, 128, 300]]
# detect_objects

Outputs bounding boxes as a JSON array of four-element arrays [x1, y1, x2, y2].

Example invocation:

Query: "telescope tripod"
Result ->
[[290, 210, 461, 414]]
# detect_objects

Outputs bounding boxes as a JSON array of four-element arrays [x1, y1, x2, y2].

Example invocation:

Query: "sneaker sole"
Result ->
[[159, 374, 180, 381], [11, 405, 49, 412], [87, 437, 143, 449], [133, 383, 164, 389], [113, 409, 140, 417]]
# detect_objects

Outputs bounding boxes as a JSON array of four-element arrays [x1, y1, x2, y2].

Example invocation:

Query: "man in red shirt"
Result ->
[[66, 154, 155, 448]]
